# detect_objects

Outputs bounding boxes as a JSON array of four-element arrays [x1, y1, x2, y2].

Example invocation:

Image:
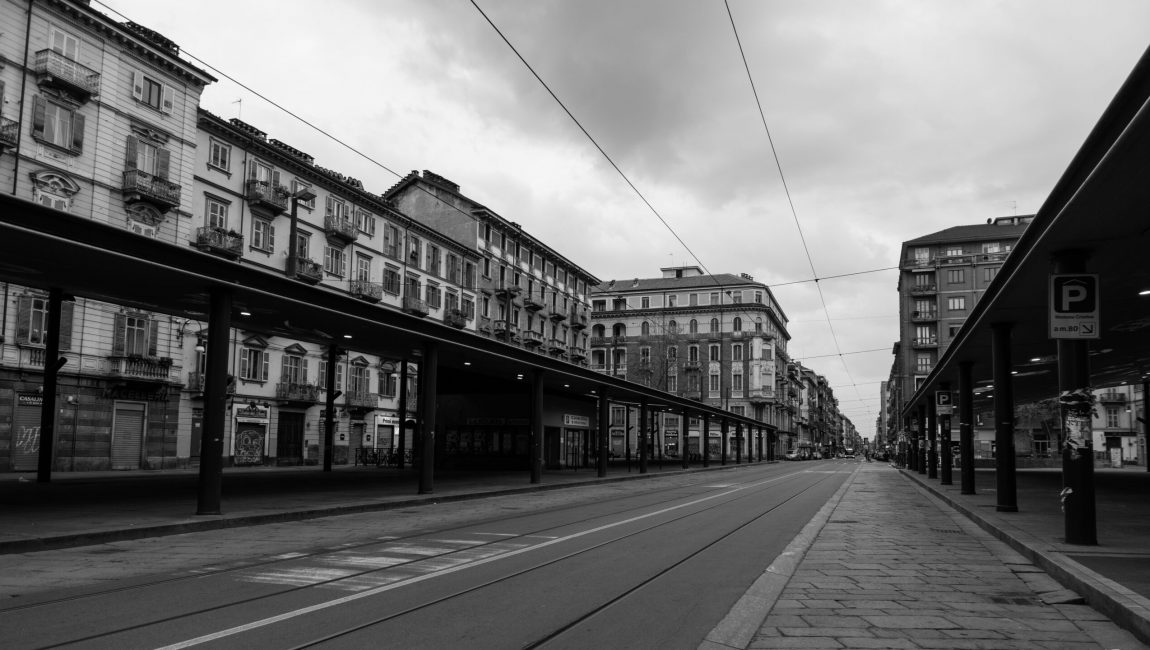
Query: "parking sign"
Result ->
[[935, 391, 953, 415], [1049, 274, 1100, 339]]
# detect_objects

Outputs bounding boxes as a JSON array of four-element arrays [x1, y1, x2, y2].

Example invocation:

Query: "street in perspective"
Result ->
[[2, 0, 1150, 648]]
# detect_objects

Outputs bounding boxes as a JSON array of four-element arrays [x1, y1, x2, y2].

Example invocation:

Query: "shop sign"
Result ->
[[563, 414, 590, 427], [18, 393, 43, 407], [234, 403, 269, 421]]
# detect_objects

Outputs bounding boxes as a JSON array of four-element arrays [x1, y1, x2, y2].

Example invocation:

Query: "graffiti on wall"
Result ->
[[15, 426, 41, 454]]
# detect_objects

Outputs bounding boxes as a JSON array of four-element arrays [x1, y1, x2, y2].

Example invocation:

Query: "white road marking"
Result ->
[[158, 470, 804, 649]]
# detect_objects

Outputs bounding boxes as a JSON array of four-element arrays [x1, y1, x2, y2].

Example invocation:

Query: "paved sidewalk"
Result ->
[[703, 464, 1149, 650]]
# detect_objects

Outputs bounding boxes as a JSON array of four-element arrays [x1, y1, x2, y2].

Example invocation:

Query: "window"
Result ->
[[667, 320, 678, 334], [281, 349, 308, 384], [31, 96, 84, 153], [405, 275, 421, 300], [462, 296, 475, 319], [913, 247, 930, 262], [426, 245, 441, 276], [754, 291, 763, 304], [755, 318, 763, 333], [641, 321, 650, 337], [240, 346, 269, 382], [710, 318, 719, 333], [731, 292, 742, 304], [131, 70, 173, 113], [689, 293, 698, 306], [947, 269, 964, 284], [349, 363, 370, 396], [408, 235, 421, 266], [640, 347, 651, 363], [641, 296, 650, 309], [915, 325, 935, 344], [982, 242, 1001, 254], [913, 273, 933, 289], [689, 319, 698, 334], [945, 246, 963, 256], [356, 210, 376, 236], [463, 261, 476, 289], [667, 375, 677, 392], [730, 405, 745, 417], [667, 346, 678, 360], [914, 352, 932, 374], [1106, 407, 1119, 429], [383, 223, 401, 258], [984, 267, 999, 282], [324, 245, 346, 276], [709, 344, 720, 360], [709, 373, 720, 392], [948, 324, 961, 337], [688, 345, 699, 362], [206, 197, 228, 230], [732, 373, 744, 391], [710, 292, 719, 305], [50, 26, 79, 60], [126, 136, 171, 179], [355, 254, 372, 282], [208, 139, 230, 172], [733, 317, 742, 332], [426, 283, 442, 309], [251, 218, 274, 252], [948, 296, 966, 312], [732, 344, 743, 361], [295, 232, 310, 261], [112, 313, 157, 357], [592, 300, 606, 312], [668, 294, 678, 307], [16, 295, 74, 350], [383, 266, 401, 295], [326, 196, 351, 222]]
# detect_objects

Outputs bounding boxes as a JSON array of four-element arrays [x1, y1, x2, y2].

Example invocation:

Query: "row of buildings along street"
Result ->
[[0, 0, 858, 473]]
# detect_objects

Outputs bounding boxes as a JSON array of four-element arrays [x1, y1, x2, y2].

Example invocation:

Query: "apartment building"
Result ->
[[588, 266, 794, 458], [882, 215, 1032, 450], [0, 0, 213, 470], [384, 170, 598, 366]]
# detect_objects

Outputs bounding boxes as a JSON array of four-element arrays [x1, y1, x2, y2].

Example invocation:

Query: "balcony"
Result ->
[[403, 296, 429, 317], [122, 169, 180, 211], [245, 180, 288, 215], [683, 389, 702, 401], [344, 391, 377, 409], [570, 312, 588, 330], [0, 117, 17, 150], [682, 360, 702, 372], [911, 310, 938, 322], [522, 330, 544, 346], [912, 337, 939, 349], [478, 316, 493, 334], [589, 336, 608, 347], [591, 363, 607, 372], [612, 364, 627, 376], [275, 382, 320, 403], [523, 294, 544, 311], [294, 258, 323, 284], [195, 227, 243, 259], [493, 320, 519, 338], [109, 356, 171, 382], [188, 372, 237, 395], [909, 283, 937, 295], [748, 388, 774, 404], [33, 49, 100, 100], [1099, 392, 1127, 404], [548, 338, 567, 353], [549, 310, 567, 322], [324, 216, 358, 243], [444, 308, 467, 329], [20, 347, 46, 367], [494, 282, 522, 298], [350, 279, 383, 302], [568, 346, 587, 360]]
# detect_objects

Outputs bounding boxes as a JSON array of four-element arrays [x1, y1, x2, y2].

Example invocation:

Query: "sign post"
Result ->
[[937, 388, 953, 485], [1049, 274, 1100, 339]]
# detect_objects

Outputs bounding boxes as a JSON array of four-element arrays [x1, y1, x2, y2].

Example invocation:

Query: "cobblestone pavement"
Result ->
[[747, 464, 1146, 650]]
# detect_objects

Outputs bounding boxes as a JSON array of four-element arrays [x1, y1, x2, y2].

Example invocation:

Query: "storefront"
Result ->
[[233, 402, 270, 466]]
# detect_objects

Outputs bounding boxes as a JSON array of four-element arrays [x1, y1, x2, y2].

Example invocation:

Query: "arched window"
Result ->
[[755, 318, 763, 333], [641, 321, 650, 337], [710, 318, 719, 333], [668, 320, 678, 334], [733, 317, 742, 332], [689, 319, 698, 334], [613, 323, 627, 338], [592, 324, 606, 338]]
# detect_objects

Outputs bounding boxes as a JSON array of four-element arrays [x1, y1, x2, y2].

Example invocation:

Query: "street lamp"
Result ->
[[287, 187, 316, 277]]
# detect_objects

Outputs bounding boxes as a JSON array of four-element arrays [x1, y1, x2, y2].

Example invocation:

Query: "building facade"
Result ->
[[882, 215, 1032, 453], [588, 266, 795, 458], [0, 0, 213, 470]]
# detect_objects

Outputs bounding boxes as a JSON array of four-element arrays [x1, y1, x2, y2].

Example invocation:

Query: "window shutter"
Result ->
[[125, 135, 139, 169], [131, 70, 144, 101], [268, 223, 275, 252], [15, 296, 31, 343], [155, 148, 171, 180], [325, 196, 333, 217], [112, 313, 127, 356], [271, 169, 280, 189], [70, 112, 85, 153], [302, 358, 308, 383], [249, 159, 257, 179], [240, 350, 249, 379], [160, 85, 174, 114], [281, 354, 289, 381], [31, 95, 46, 140], [148, 319, 159, 356], [261, 352, 269, 381], [59, 301, 74, 351]]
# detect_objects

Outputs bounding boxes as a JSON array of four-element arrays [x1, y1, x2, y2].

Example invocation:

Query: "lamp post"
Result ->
[[287, 188, 316, 277]]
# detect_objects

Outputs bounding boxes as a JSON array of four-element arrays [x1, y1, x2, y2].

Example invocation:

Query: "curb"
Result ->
[[902, 469, 1150, 647], [698, 463, 861, 649]]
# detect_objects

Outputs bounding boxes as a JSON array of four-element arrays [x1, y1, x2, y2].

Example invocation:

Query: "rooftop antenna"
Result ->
[[232, 98, 242, 120]]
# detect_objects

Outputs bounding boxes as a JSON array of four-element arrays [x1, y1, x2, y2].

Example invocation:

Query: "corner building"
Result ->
[[589, 266, 794, 459]]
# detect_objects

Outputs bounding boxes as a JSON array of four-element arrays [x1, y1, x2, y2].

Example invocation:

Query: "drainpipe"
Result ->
[[12, 0, 34, 195]]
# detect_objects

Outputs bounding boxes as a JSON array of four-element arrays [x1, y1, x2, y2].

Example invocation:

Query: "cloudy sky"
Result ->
[[100, 0, 1150, 435]]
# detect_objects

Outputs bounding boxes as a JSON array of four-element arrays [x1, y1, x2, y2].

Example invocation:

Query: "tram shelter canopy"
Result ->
[[904, 44, 1150, 416]]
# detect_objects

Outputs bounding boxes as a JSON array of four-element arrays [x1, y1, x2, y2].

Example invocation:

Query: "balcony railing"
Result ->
[[523, 294, 544, 311], [403, 296, 429, 317], [294, 258, 323, 284], [568, 346, 587, 360], [548, 309, 567, 322], [911, 310, 937, 321], [350, 279, 383, 302], [748, 388, 774, 403], [1099, 392, 1127, 404], [445, 308, 467, 329], [122, 169, 180, 210], [493, 320, 519, 337], [912, 337, 939, 348], [494, 282, 522, 298], [245, 180, 288, 215], [344, 391, 377, 409], [682, 360, 702, 372], [275, 382, 320, 403], [33, 49, 100, 99], [195, 227, 243, 259], [548, 338, 567, 353], [188, 372, 237, 394], [478, 316, 493, 334], [21, 347, 46, 367], [0, 117, 17, 149], [570, 312, 588, 330], [324, 216, 358, 242], [109, 356, 171, 382], [522, 330, 544, 346], [909, 284, 937, 295]]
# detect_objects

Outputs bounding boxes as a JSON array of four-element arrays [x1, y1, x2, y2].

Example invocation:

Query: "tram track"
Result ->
[[10, 466, 828, 648]]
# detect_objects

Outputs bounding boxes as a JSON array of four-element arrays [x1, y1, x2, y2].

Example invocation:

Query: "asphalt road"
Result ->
[[2, 461, 852, 649]]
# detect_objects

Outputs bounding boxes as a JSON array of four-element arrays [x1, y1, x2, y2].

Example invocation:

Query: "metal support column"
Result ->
[[701, 412, 710, 467], [418, 341, 438, 494], [939, 381, 953, 486], [396, 359, 409, 470], [597, 387, 609, 478], [530, 369, 544, 484], [323, 344, 338, 472], [735, 423, 742, 464], [197, 289, 231, 515], [639, 397, 649, 474], [959, 362, 976, 494], [720, 419, 728, 465], [917, 404, 927, 475], [36, 288, 65, 483], [681, 409, 690, 469], [992, 322, 1018, 512], [1056, 252, 1096, 543], [927, 398, 938, 479], [1144, 381, 1150, 473]]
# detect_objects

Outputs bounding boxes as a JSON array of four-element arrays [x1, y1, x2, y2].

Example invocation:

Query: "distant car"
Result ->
[[843, 452, 855, 459], [784, 451, 801, 461]]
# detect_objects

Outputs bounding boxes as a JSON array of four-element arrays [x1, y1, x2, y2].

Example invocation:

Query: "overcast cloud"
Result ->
[[100, 0, 1150, 434]]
